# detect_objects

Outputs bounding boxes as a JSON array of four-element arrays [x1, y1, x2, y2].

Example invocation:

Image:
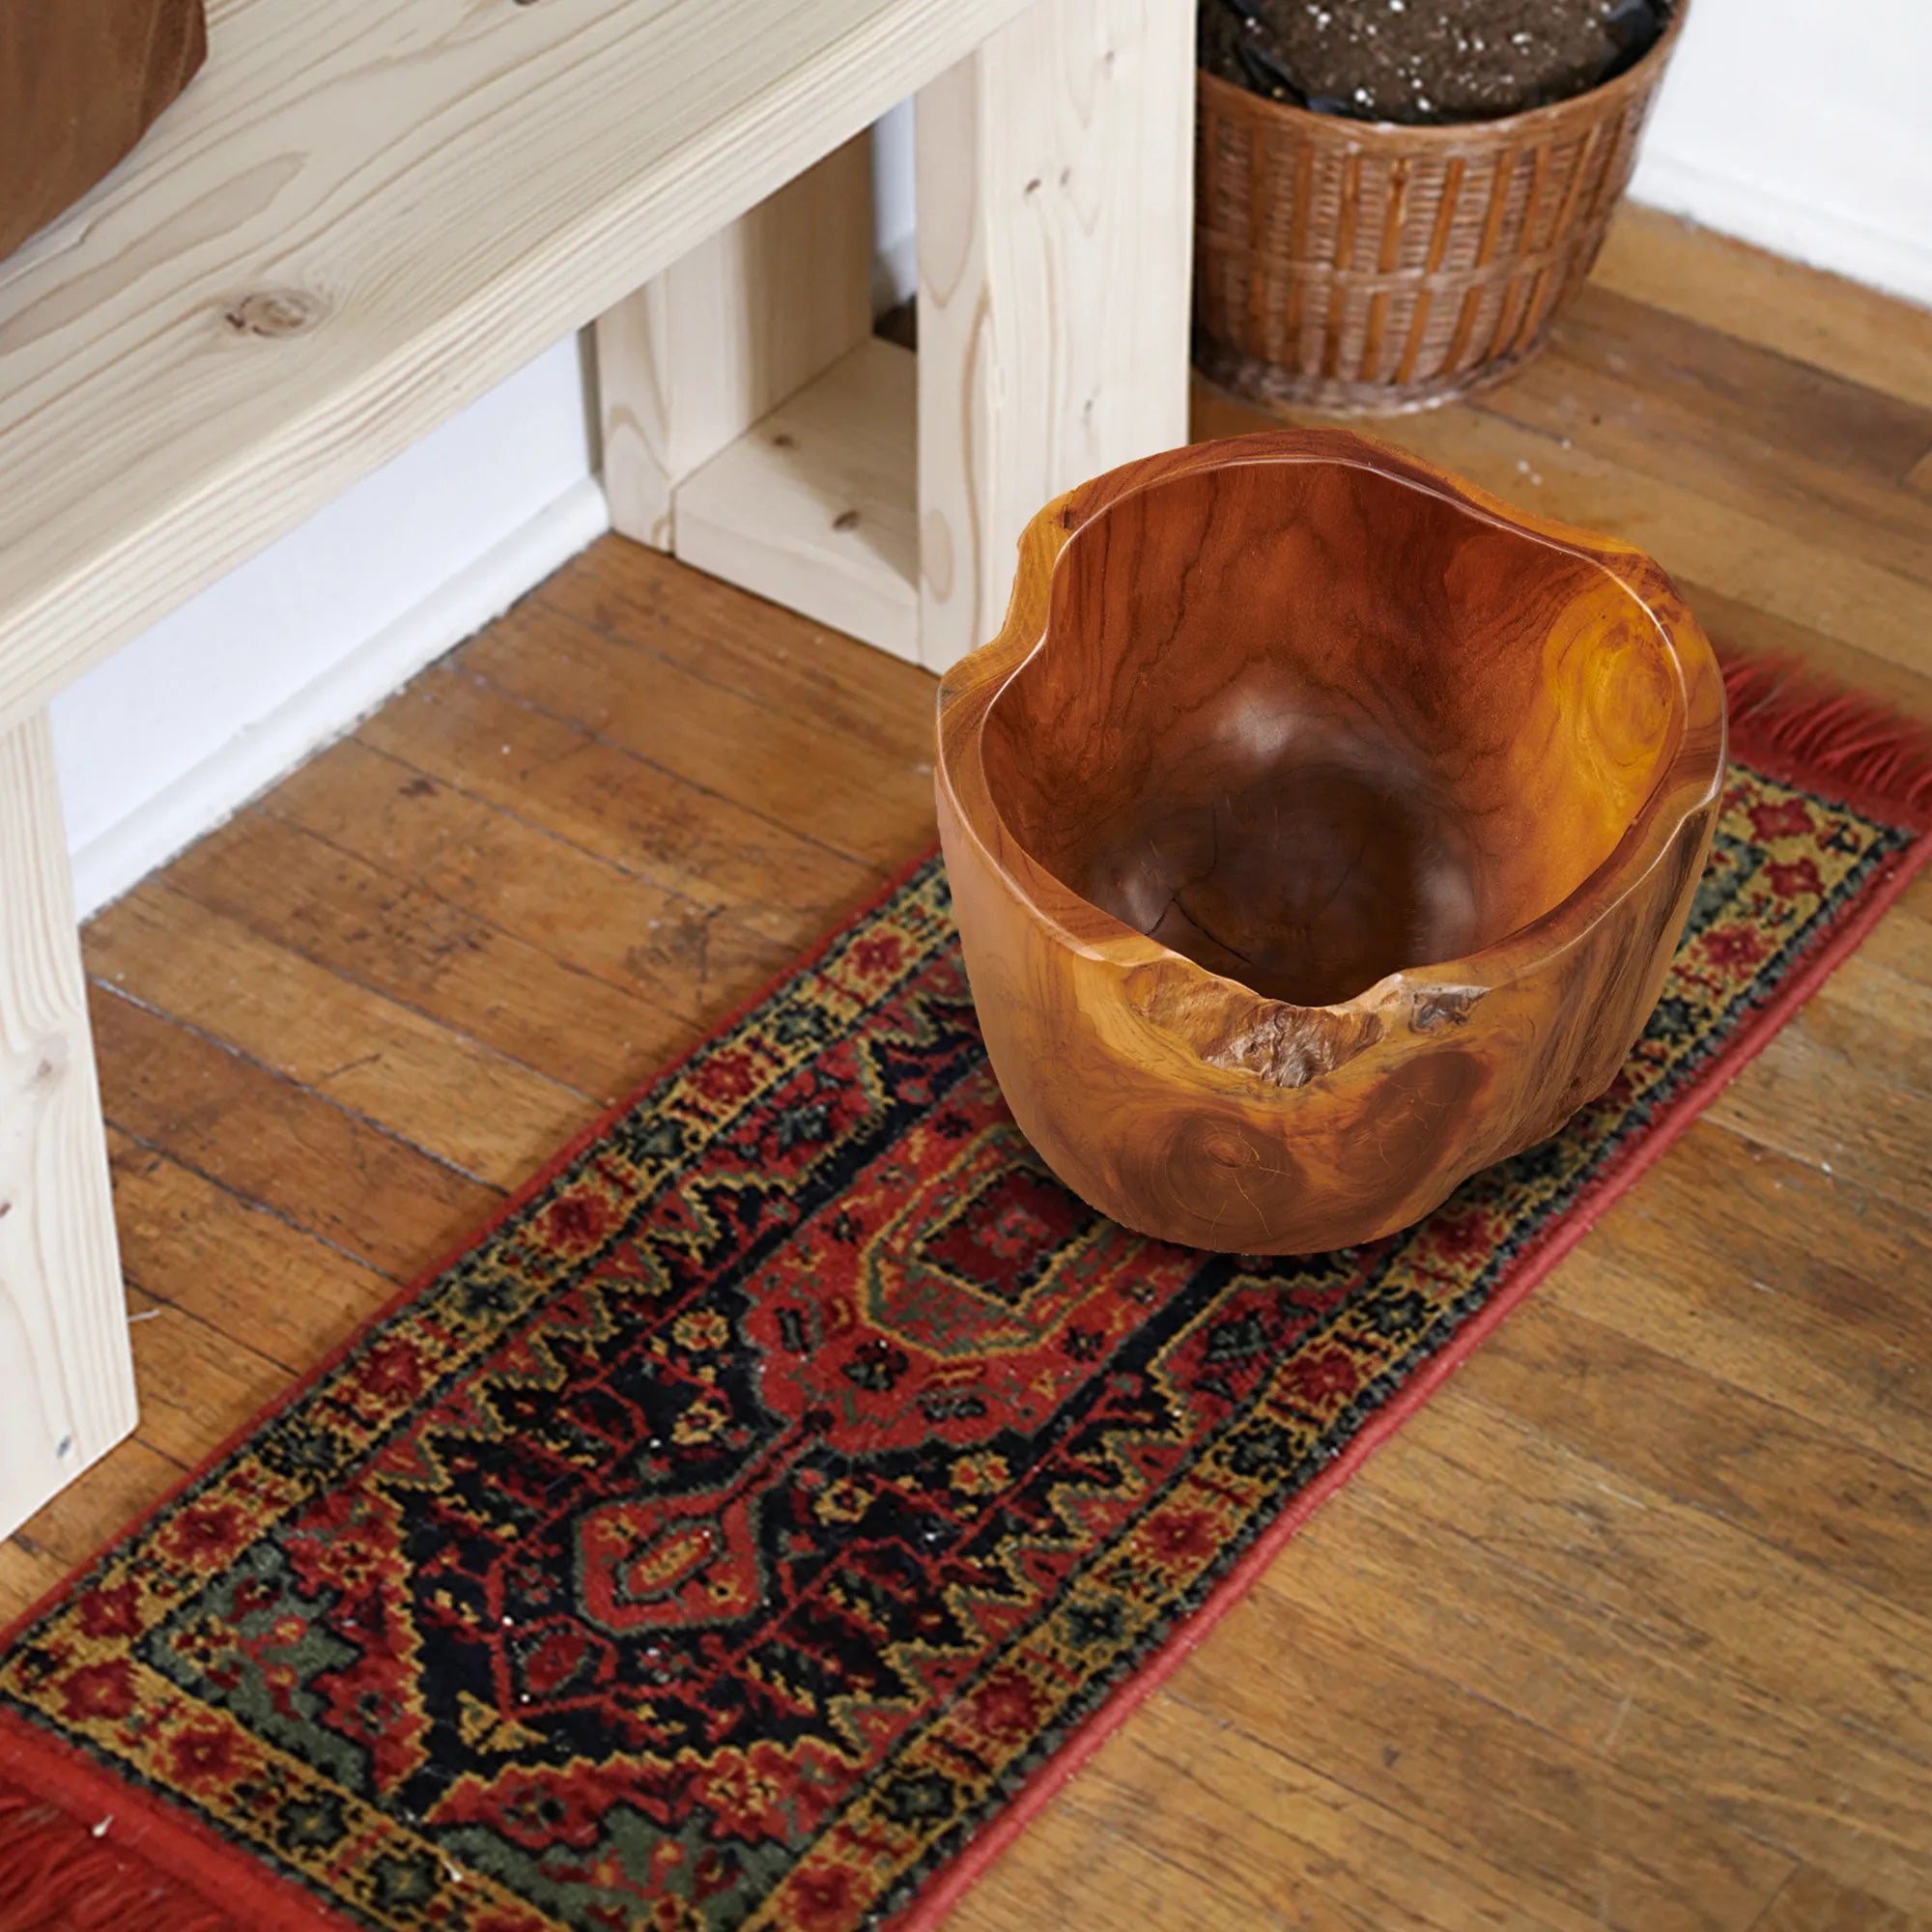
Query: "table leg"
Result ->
[[915, 0, 1196, 672], [0, 708, 134, 1538]]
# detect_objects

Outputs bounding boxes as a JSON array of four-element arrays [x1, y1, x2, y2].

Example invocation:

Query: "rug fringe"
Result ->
[[1718, 647, 1932, 829], [0, 1783, 240, 1932]]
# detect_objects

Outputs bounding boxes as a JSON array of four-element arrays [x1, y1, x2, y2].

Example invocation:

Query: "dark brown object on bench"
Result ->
[[0, 0, 207, 261]]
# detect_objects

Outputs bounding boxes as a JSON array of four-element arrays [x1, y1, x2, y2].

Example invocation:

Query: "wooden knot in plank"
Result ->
[[223, 290, 328, 337]]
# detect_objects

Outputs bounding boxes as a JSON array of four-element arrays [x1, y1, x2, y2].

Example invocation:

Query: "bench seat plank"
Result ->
[[0, 0, 1031, 736]]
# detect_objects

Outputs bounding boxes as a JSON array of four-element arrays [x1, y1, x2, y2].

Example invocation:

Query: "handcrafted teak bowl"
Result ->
[[935, 431, 1726, 1254]]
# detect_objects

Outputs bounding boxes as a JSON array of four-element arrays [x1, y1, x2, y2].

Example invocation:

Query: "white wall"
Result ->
[[872, 101, 920, 314], [53, 339, 606, 917], [1630, 0, 1932, 306]]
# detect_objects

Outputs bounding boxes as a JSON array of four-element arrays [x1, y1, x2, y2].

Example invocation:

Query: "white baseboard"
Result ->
[[71, 474, 610, 920], [1631, 155, 1932, 312]]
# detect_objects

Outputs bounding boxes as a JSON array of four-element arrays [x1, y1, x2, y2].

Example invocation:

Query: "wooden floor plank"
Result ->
[[0, 1540, 75, 1630], [267, 736, 801, 1031], [160, 809, 697, 1104], [1351, 1399, 1932, 1768], [457, 607, 935, 871], [1475, 292, 1932, 592], [87, 881, 592, 1188], [1591, 206, 1932, 414], [107, 1125, 395, 1373], [945, 1797, 1280, 1932], [1042, 1698, 1616, 1932], [1460, 1295, 1932, 1612], [1546, 1126, 1932, 1479], [1535, 283, 1932, 489], [1195, 377, 1932, 682], [121, 1285, 293, 1472], [1795, 949, 1932, 1105], [532, 544, 938, 765], [91, 983, 500, 1276], [1750, 1865, 1927, 1932], [356, 665, 885, 931], [1703, 1028, 1932, 1212], [1164, 1586, 1795, 1932], [1257, 1482, 1932, 1917]]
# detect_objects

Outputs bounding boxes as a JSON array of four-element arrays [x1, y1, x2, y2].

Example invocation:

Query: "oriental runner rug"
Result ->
[[1, 656, 1928, 1932]]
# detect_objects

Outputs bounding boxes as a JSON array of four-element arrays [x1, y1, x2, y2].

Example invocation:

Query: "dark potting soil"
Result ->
[[1201, 0, 1672, 125]]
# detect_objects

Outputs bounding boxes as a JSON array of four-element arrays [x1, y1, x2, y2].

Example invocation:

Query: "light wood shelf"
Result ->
[[676, 339, 921, 661]]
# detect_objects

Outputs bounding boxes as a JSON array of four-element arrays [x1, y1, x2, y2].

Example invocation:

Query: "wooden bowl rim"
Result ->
[[936, 429, 1727, 1028], [1195, 0, 1688, 149]]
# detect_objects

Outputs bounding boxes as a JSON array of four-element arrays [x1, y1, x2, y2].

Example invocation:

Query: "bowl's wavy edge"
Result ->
[[934, 428, 1729, 1072]]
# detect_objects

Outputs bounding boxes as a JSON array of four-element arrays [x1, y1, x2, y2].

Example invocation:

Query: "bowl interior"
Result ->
[[981, 458, 1687, 1008]]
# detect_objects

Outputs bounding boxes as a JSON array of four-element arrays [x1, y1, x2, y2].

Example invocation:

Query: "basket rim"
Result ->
[[1197, 0, 1688, 146]]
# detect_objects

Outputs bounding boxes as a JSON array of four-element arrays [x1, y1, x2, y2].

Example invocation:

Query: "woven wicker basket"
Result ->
[[1195, 4, 1687, 414]]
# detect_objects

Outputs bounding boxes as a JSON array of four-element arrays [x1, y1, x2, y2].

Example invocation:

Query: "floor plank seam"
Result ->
[[90, 979, 512, 1196], [453, 658, 905, 877], [150, 867, 614, 1106], [99, 1120, 408, 1285]]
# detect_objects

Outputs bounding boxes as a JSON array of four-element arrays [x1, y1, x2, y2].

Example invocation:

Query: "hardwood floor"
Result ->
[[8, 203, 1932, 1928]]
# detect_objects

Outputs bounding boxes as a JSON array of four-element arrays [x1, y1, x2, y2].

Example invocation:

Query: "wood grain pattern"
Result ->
[[0, 0, 1047, 739], [596, 135, 876, 551], [106, 1125, 393, 1375], [1472, 286, 1932, 594], [352, 658, 877, 934], [1592, 204, 1932, 416], [936, 429, 1724, 1250], [454, 605, 934, 874], [7, 216, 1932, 1932], [1167, 1583, 1796, 1930], [89, 984, 499, 1279], [533, 534, 939, 764], [0, 711, 134, 1537], [158, 808, 698, 1106], [86, 882, 590, 1187], [915, 0, 1195, 671], [674, 338, 921, 657]]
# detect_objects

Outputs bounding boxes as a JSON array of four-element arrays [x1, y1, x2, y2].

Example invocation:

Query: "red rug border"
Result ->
[[0, 846, 943, 1932], [1, 650, 1927, 1932], [891, 753, 1932, 1932]]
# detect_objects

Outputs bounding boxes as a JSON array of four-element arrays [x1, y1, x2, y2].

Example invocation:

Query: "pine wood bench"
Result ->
[[0, 0, 1191, 1534]]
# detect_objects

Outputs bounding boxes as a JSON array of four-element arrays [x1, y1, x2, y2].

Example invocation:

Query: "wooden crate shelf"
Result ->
[[676, 338, 920, 661]]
